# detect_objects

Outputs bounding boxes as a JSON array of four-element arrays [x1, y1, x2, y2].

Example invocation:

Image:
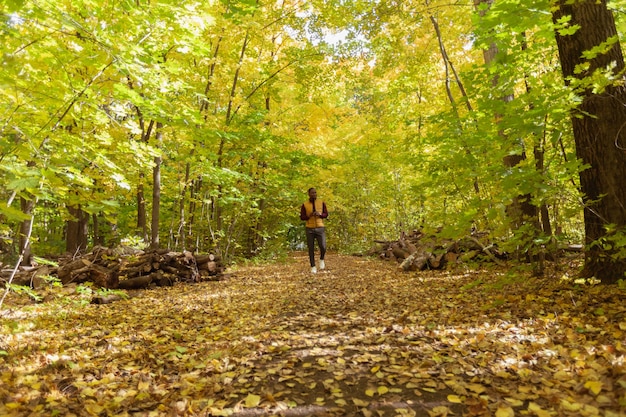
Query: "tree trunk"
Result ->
[[552, 0, 626, 283], [150, 122, 163, 249], [92, 213, 104, 246], [133, 89, 154, 244], [66, 204, 88, 255], [137, 180, 147, 241], [429, 12, 480, 195], [19, 197, 35, 266]]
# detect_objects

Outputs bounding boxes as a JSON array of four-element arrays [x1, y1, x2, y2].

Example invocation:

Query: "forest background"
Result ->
[[2, 0, 626, 280]]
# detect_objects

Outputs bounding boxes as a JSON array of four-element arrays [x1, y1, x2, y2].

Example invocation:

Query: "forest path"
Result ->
[[1, 253, 624, 417]]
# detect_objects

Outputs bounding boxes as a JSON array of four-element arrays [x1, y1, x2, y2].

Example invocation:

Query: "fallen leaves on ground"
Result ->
[[1, 253, 625, 416]]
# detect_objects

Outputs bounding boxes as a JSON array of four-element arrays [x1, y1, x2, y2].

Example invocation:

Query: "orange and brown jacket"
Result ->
[[300, 199, 328, 228]]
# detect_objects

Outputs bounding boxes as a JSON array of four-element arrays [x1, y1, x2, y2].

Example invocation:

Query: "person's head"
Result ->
[[308, 188, 317, 200]]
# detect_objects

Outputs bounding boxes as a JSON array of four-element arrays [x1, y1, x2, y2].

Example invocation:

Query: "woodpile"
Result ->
[[1, 246, 225, 291], [367, 229, 508, 271]]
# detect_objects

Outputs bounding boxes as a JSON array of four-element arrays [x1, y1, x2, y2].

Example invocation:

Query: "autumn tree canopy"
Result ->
[[1, 0, 626, 281]]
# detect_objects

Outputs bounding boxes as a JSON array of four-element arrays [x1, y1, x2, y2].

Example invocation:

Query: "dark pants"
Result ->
[[306, 227, 326, 267]]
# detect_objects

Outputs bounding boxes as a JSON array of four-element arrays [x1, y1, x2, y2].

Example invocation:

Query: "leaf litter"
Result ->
[[1, 253, 625, 416]]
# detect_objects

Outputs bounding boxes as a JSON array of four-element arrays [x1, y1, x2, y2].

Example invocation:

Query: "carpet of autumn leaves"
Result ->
[[1, 253, 626, 417]]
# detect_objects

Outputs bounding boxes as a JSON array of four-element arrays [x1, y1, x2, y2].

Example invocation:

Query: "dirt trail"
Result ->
[[1, 253, 625, 417]]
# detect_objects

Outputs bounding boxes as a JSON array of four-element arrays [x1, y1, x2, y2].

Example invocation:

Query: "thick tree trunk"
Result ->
[[552, 0, 626, 283]]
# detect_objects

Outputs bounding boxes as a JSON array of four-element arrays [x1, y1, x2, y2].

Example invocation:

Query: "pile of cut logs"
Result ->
[[1, 246, 225, 291], [367, 229, 507, 271]]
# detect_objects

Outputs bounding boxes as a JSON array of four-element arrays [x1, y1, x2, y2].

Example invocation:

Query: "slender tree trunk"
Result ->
[[214, 31, 251, 239], [177, 159, 191, 251], [150, 123, 163, 249], [533, 129, 552, 236], [522, 32, 553, 238], [137, 180, 147, 241], [92, 213, 104, 246], [134, 95, 154, 243], [19, 197, 35, 266], [552, 0, 626, 283], [429, 12, 480, 195]]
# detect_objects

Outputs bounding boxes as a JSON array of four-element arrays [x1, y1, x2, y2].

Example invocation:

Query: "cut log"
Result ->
[[400, 250, 431, 271], [465, 236, 505, 266], [27, 247, 226, 291], [91, 294, 125, 304], [444, 252, 458, 265], [198, 261, 218, 273], [195, 253, 216, 264], [118, 275, 152, 290], [90, 264, 119, 288], [428, 252, 445, 269], [391, 243, 411, 260], [58, 258, 92, 284]]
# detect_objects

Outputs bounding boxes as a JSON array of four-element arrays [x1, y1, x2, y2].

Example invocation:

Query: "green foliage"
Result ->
[[32, 257, 59, 268], [75, 283, 128, 306], [4, 284, 42, 302], [0, 0, 617, 266]]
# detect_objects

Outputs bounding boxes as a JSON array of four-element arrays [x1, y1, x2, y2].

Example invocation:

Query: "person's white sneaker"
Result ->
[[311, 266, 317, 274], [319, 260, 325, 270]]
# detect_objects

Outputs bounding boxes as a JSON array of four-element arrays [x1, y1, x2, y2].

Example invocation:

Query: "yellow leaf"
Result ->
[[352, 398, 370, 407], [429, 405, 452, 416], [495, 406, 515, 417], [4, 403, 21, 410], [81, 387, 97, 398], [365, 388, 376, 397], [335, 398, 347, 406], [244, 394, 261, 408], [553, 370, 570, 381], [584, 380, 602, 395], [377, 386, 389, 395], [528, 402, 552, 417], [84, 402, 104, 415], [504, 397, 524, 407], [560, 399, 581, 412], [447, 394, 462, 403], [371, 365, 380, 373], [467, 383, 486, 394]]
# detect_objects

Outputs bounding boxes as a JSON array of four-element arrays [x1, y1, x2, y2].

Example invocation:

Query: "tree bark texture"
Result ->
[[552, 0, 626, 283], [66, 204, 88, 255]]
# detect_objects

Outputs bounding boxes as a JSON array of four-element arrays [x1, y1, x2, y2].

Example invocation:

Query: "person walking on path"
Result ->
[[300, 188, 328, 274]]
